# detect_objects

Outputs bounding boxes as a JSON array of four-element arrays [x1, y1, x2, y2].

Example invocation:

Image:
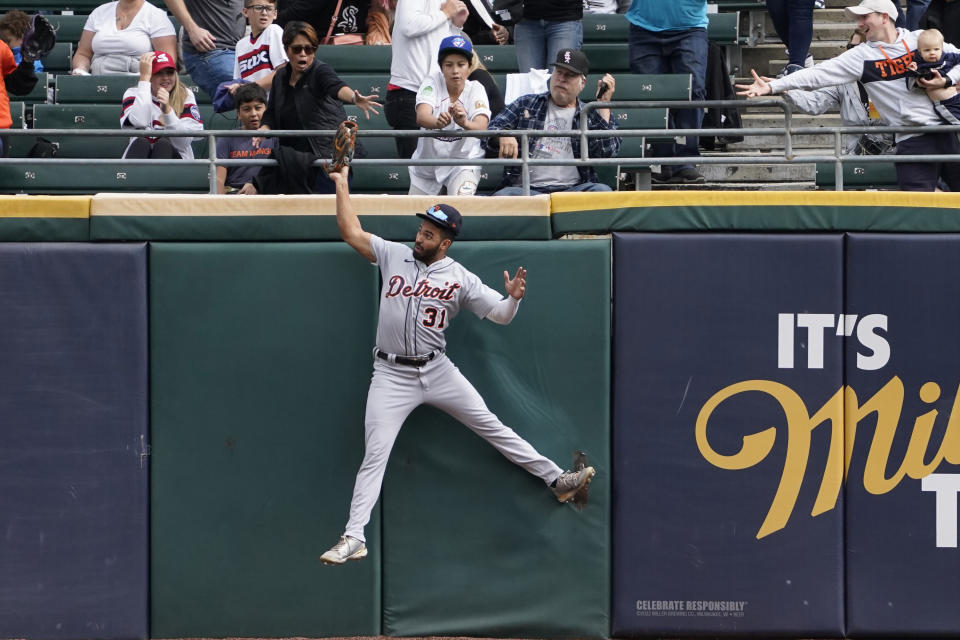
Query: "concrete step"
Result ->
[[726, 132, 847, 150], [740, 42, 848, 74], [700, 162, 816, 181]]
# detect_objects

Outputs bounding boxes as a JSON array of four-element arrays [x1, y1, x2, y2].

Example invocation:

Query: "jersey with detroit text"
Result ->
[[370, 234, 502, 356], [234, 24, 287, 85], [121, 81, 203, 158], [769, 28, 960, 139]]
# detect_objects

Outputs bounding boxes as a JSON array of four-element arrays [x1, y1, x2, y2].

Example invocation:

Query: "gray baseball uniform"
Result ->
[[342, 234, 563, 543]]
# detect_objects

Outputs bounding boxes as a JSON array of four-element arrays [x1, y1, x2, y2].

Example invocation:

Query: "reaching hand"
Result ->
[[504, 266, 527, 300], [498, 135, 518, 159], [735, 69, 772, 98], [355, 91, 382, 118]]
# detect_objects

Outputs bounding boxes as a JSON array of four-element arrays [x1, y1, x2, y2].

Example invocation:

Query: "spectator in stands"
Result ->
[[121, 50, 203, 159], [277, 0, 371, 43], [71, 0, 177, 75], [409, 35, 490, 195], [387, 0, 468, 159], [737, 0, 960, 191], [462, 0, 511, 45], [513, 0, 582, 72], [782, 29, 895, 155], [228, 0, 287, 94], [0, 11, 43, 72], [216, 83, 275, 193], [255, 21, 381, 193], [626, 0, 707, 184], [165, 0, 245, 100], [765, 0, 816, 77], [485, 48, 619, 195], [896, 0, 932, 31], [0, 30, 39, 158], [919, 0, 960, 48], [906, 28, 960, 122]]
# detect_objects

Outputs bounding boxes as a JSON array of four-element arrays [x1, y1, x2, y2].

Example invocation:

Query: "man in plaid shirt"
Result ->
[[485, 48, 620, 195]]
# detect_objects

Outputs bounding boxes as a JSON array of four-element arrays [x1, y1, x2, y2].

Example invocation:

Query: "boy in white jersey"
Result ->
[[229, 0, 287, 94], [319, 165, 597, 565], [409, 35, 490, 196]]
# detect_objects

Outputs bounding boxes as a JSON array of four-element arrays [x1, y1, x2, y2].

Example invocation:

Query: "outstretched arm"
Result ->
[[329, 166, 375, 262], [487, 267, 526, 325]]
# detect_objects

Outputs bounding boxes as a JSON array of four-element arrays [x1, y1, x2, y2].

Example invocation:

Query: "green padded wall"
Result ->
[[150, 243, 380, 637], [381, 240, 611, 638]]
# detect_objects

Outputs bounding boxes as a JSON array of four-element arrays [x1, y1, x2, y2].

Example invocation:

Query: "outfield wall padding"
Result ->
[[0, 243, 148, 639], [149, 243, 381, 638], [381, 240, 611, 639], [611, 234, 845, 637], [844, 234, 960, 636], [550, 191, 960, 235], [90, 194, 552, 241], [0, 196, 90, 241]]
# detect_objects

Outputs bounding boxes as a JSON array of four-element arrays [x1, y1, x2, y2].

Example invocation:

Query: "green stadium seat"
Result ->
[[3, 101, 31, 157], [46, 13, 87, 44], [0, 162, 209, 194], [473, 45, 518, 72], [40, 42, 73, 72], [581, 44, 628, 73], [56, 74, 212, 104], [707, 11, 740, 45], [583, 11, 739, 44], [586, 73, 691, 101], [815, 161, 898, 190], [315, 44, 391, 73], [18, 71, 49, 105], [33, 103, 236, 158], [337, 73, 389, 99]]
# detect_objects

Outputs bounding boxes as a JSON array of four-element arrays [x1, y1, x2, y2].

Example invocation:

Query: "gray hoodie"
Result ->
[[769, 28, 960, 141]]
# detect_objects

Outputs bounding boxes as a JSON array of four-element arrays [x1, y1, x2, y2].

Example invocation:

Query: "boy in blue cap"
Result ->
[[408, 35, 491, 196]]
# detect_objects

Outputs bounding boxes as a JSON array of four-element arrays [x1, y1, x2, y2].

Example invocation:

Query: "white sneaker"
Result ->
[[320, 535, 367, 565]]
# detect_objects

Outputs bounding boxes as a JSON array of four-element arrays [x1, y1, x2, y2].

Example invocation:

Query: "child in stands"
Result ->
[[230, 0, 287, 94], [216, 82, 276, 193], [907, 28, 960, 123]]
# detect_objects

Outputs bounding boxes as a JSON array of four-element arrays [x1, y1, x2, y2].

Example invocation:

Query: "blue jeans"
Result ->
[[628, 24, 707, 174], [514, 19, 583, 72], [765, 0, 815, 66], [182, 48, 236, 102], [895, 0, 932, 31], [493, 182, 612, 196]]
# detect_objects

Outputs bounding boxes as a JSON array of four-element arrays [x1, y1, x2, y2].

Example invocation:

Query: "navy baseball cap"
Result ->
[[437, 35, 473, 64], [417, 203, 462, 236]]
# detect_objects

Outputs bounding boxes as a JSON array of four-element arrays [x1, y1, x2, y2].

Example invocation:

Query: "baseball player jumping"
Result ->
[[320, 165, 596, 565]]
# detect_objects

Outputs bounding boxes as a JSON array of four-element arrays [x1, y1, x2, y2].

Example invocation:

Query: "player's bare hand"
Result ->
[[238, 182, 258, 195], [156, 87, 171, 113], [504, 266, 526, 300], [735, 69, 772, 98], [918, 69, 949, 89], [449, 102, 468, 126], [328, 164, 350, 183], [498, 135, 518, 159], [187, 25, 217, 52], [354, 90, 382, 118], [435, 110, 452, 128], [138, 51, 155, 81]]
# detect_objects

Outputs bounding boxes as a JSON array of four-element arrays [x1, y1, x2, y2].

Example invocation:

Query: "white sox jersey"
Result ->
[[120, 81, 203, 159], [370, 234, 502, 356], [233, 24, 287, 84]]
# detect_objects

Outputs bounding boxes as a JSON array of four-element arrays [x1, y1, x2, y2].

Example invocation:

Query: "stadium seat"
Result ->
[[45, 13, 87, 44], [40, 42, 73, 72], [3, 101, 30, 157], [0, 163, 209, 194], [315, 45, 391, 73], [582, 13, 628, 43], [815, 161, 898, 190], [55, 74, 211, 104], [707, 12, 739, 45], [473, 45, 518, 72], [337, 73, 389, 100], [18, 71, 49, 105]]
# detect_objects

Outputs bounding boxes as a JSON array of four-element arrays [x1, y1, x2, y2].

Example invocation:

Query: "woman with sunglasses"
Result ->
[[257, 21, 382, 192]]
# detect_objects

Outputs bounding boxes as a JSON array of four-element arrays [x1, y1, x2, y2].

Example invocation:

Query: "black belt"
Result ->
[[376, 349, 442, 367]]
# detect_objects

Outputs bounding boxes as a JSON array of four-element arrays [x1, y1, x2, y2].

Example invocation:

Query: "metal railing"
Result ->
[[2, 97, 958, 194]]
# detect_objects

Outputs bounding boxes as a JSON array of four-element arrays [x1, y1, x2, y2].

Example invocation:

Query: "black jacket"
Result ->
[[263, 59, 363, 158], [920, 0, 960, 51]]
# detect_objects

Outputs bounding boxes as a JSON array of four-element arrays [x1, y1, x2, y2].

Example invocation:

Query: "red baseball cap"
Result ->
[[151, 51, 176, 74]]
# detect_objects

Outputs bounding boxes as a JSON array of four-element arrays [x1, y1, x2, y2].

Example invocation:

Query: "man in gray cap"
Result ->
[[737, 0, 960, 192], [486, 48, 620, 195]]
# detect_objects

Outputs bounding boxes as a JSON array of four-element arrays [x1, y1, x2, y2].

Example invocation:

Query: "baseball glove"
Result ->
[[20, 14, 57, 63], [571, 450, 590, 511], [326, 119, 358, 174]]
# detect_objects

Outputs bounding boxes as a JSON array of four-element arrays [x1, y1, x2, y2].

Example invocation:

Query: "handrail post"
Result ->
[[520, 131, 530, 196], [208, 133, 218, 194], [834, 131, 843, 192]]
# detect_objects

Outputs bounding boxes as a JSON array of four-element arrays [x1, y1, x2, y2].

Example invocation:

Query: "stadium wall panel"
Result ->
[[611, 233, 845, 637], [844, 234, 960, 636], [0, 243, 148, 639], [381, 240, 611, 639], [0, 195, 90, 241], [149, 243, 381, 637]]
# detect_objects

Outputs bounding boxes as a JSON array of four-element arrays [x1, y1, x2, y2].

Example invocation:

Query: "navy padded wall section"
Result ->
[[611, 233, 845, 637], [0, 243, 148, 639], [845, 234, 960, 636]]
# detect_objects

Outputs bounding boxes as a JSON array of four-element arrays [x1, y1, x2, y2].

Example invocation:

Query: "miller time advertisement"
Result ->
[[611, 233, 960, 637]]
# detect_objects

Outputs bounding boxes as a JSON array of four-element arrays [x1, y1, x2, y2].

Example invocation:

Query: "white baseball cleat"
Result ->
[[551, 466, 596, 503], [320, 535, 368, 565]]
